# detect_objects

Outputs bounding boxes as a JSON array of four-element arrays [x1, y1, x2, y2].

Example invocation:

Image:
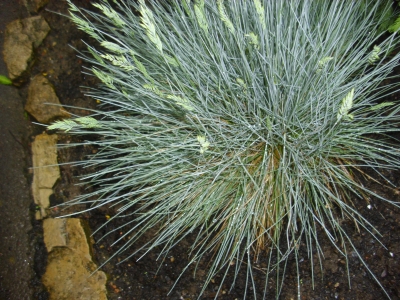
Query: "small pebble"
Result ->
[[381, 269, 387, 278]]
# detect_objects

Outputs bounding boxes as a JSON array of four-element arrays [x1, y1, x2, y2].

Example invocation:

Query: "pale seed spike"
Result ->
[[253, 0, 266, 30], [47, 119, 77, 132], [167, 94, 194, 111], [75, 117, 101, 129], [337, 88, 355, 121], [217, 0, 235, 34], [92, 3, 126, 27], [165, 55, 179, 67], [245, 32, 259, 49], [143, 84, 164, 97], [194, 3, 208, 34], [182, 0, 192, 16], [88, 47, 105, 64], [317, 56, 334, 73], [197, 135, 210, 154], [368, 45, 381, 65], [370, 102, 395, 111], [69, 14, 101, 41], [67, 0, 79, 12], [195, 0, 205, 10], [131, 52, 153, 82], [101, 54, 135, 71], [139, 0, 163, 54], [236, 78, 247, 90], [92, 68, 115, 89], [100, 41, 127, 54]]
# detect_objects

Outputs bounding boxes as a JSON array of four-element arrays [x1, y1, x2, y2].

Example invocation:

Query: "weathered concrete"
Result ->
[[25, 74, 70, 123], [42, 218, 108, 300]]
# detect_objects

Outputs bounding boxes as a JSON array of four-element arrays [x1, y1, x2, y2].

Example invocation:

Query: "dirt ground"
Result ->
[[2, 0, 400, 299]]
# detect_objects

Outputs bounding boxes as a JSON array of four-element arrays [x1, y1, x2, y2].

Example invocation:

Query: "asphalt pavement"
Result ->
[[0, 1, 36, 299]]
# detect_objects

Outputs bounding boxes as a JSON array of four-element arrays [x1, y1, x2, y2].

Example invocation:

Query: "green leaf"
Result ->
[[388, 15, 400, 33], [0, 75, 12, 85]]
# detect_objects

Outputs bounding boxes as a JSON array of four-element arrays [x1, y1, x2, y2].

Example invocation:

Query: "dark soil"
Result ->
[[5, 0, 400, 299]]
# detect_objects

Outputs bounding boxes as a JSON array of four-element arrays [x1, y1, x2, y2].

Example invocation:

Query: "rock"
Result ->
[[25, 74, 70, 123], [3, 16, 50, 79], [25, 0, 49, 13], [3, 22, 32, 80], [42, 218, 107, 300], [42, 247, 107, 300], [43, 218, 91, 261], [31, 132, 59, 219]]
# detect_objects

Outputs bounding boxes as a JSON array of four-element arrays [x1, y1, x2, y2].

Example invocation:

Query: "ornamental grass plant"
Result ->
[[51, 0, 400, 298]]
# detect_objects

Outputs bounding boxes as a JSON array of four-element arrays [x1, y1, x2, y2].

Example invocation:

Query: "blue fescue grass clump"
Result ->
[[52, 0, 400, 298]]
